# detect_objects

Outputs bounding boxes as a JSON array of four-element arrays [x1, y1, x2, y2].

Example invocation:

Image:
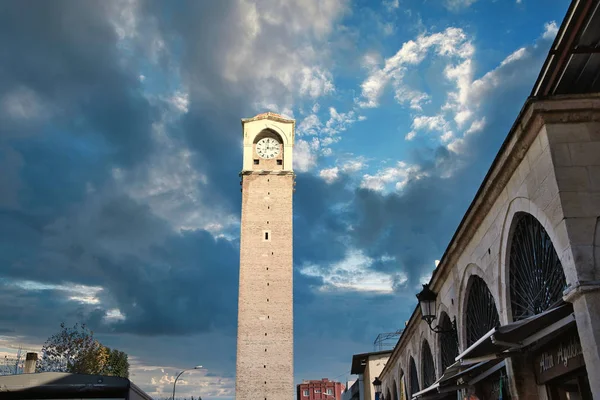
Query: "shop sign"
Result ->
[[533, 331, 585, 384]]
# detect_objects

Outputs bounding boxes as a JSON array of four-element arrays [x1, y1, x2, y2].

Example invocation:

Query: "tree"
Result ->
[[104, 348, 129, 378], [37, 322, 129, 378]]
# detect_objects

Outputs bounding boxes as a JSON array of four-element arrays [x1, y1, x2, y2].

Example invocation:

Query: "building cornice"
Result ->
[[239, 170, 296, 177]]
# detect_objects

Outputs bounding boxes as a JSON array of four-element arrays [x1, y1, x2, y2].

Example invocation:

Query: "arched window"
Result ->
[[386, 388, 392, 400], [409, 356, 419, 396], [439, 312, 459, 371], [466, 275, 500, 347], [509, 213, 567, 321], [391, 379, 398, 400], [421, 340, 436, 388]]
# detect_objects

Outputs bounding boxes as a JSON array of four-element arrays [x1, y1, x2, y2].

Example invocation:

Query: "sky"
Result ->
[[0, 0, 571, 398]]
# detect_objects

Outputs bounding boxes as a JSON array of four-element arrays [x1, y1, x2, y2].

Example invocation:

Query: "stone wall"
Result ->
[[379, 96, 600, 399]]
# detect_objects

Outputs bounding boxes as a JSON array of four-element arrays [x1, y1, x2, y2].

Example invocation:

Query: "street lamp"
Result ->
[[372, 377, 383, 400], [172, 365, 202, 400], [416, 284, 457, 336]]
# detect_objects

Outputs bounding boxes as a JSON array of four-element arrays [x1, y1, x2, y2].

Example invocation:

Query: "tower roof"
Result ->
[[241, 111, 295, 124]]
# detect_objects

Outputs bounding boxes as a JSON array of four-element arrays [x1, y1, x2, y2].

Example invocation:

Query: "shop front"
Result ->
[[532, 327, 592, 400]]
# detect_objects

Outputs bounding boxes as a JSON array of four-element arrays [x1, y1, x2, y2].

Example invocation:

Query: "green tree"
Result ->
[[37, 323, 129, 378], [104, 348, 129, 378]]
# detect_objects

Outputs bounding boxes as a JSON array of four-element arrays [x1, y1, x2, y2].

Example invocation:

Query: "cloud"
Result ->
[[319, 167, 340, 183], [383, 0, 400, 12], [0, 1, 563, 397], [543, 21, 559, 40], [299, 249, 400, 293], [445, 0, 477, 10], [358, 27, 474, 109], [360, 161, 426, 192]]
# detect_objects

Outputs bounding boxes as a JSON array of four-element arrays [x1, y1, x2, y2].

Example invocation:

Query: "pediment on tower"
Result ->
[[241, 112, 295, 146]]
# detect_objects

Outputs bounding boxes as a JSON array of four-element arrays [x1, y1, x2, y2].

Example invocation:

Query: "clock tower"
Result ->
[[236, 112, 295, 400]]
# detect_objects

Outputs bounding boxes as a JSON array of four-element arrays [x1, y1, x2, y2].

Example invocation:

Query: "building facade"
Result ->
[[236, 112, 296, 400], [376, 1, 600, 399], [349, 351, 392, 400], [297, 378, 345, 400]]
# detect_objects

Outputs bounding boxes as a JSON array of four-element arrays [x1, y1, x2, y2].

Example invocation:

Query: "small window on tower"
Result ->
[[263, 230, 271, 241], [277, 159, 282, 165], [254, 159, 259, 165]]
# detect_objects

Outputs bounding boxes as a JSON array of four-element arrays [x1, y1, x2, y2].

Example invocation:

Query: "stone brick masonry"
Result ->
[[236, 129, 294, 400]]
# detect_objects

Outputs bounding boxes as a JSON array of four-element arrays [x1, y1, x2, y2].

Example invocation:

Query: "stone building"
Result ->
[[376, 0, 600, 399], [235, 112, 296, 400]]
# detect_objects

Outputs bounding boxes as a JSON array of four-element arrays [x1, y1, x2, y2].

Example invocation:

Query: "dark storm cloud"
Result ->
[[0, 1, 156, 166], [0, 0, 242, 341]]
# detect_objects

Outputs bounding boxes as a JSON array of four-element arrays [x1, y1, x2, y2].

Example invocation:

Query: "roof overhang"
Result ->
[[350, 350, 392, 375], [532, 0, 600, 97]]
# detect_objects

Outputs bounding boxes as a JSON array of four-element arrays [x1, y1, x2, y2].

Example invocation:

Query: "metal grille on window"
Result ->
[[509, 213, 567, 321], [466, 275, 500, 347], [409, 356, 420, 396], [439, 313, 459, 372], [421, 340, 436, 388]]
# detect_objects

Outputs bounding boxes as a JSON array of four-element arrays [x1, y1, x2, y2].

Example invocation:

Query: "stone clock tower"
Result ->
[[236, 112, 295, 400]]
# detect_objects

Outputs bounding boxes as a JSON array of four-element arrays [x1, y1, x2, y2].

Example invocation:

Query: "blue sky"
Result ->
[[0, 0, 569, 398]]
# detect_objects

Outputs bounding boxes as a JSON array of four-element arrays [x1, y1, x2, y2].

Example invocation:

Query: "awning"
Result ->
[[411, 380, 442, 400], [456, 304, 575, 365], [412, 360, 506, 399]]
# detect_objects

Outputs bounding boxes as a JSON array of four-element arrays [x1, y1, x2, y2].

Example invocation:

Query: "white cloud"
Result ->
[[394, 87, 431, 111], [322, 107, 357, 136], [383, 0, 400, 11], [104, 308, 126, 322], [465, 117, 486, 135], [405, 131, 417, 141], [500, 47, 527, 66], [445, 0, 477, 10], [319, 167, 339, 183], [300, 249, 396, 293], [294, 139, 319, 172], [318, 157, 366, 183], [169, 91, 189, 114], [360, 161, 426, 192], [342, 158, 366, 173], [298, 114, 322, 135], [543, 21, 558, 40], [441, 131, 454, 142], [9, 280, 104, 305], [358, 27, 474, 109], [412, 114, 447, 131], [221, 0, 349, 108]]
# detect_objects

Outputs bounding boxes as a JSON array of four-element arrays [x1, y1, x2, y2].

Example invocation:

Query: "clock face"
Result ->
[[256, 137, 280, 159]]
